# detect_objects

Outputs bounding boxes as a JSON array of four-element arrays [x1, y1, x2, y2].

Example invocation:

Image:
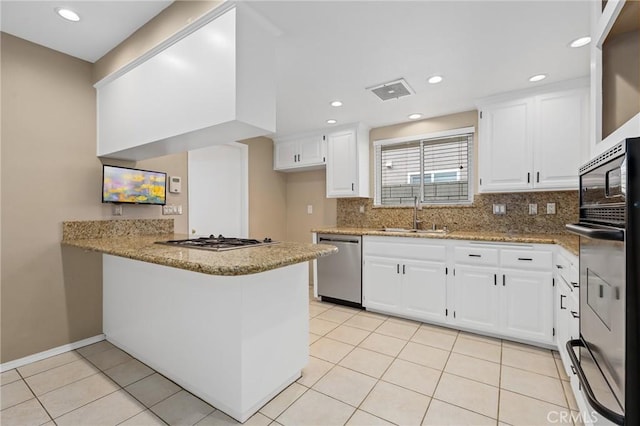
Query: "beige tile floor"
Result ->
[[1, 289, 582, 426]]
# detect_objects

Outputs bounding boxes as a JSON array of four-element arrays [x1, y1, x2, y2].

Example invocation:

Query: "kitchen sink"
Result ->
[[415, 229, 448, 235], [378, 228, 449, 235], [379, 228, 415, 233]]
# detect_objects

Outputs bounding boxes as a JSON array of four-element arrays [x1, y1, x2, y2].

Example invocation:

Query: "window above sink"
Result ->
[[373, 126, 475, 207]]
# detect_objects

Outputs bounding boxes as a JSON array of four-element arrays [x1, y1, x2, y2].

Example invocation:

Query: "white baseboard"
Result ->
[[0, 334, 105, 373]]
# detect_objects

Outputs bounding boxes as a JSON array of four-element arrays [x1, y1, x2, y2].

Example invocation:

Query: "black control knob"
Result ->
[[263, 237, 272, 243]]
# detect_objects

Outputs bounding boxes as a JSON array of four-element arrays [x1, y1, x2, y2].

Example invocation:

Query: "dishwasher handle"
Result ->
[[318, 237, 360, 244]]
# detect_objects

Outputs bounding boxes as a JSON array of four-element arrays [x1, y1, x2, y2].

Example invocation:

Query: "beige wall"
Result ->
[[240, 137, 287, 241], [1, 34, 102, 362], [285, 170, 337, 243], [93, 0, 222, 83], [0, 34, 190, 362]]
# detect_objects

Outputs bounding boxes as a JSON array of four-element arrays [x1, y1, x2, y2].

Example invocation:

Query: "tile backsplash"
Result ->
[[337, 191, 578, 234], [62, 218, 174, 240]]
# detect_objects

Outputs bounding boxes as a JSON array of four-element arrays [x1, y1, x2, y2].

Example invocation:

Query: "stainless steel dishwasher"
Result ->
[[316, 234, 362, 307]]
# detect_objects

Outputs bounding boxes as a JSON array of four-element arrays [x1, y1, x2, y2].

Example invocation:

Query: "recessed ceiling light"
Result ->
[[570, 36, 591, 48], [55, 7, 80, 22], [326, 119, 337, 124], [408, 113, 422, 120], [428, 75, 443, 84], [528, 74, 547, 82], [330, 100, 343, 107], [387, 89, 396, 94]]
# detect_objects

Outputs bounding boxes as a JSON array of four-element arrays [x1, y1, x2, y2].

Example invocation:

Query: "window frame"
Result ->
[[373, 126, 475, 207]]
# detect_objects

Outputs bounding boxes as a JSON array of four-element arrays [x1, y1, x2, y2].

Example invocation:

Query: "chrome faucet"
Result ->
[[413, 196, 423, 230]]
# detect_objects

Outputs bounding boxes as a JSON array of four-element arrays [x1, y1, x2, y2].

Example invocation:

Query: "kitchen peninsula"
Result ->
[[62, 219, 337, 422]]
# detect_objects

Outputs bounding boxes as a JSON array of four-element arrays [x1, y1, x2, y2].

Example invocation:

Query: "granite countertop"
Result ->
[[62, 234, 337, 276], [312, 227, 579, 256]]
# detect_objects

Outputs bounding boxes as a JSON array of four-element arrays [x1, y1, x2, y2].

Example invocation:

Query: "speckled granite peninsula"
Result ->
[[61, 219, 335, 422], [312, 227, 579, 256], [62, 219, 337, 275]]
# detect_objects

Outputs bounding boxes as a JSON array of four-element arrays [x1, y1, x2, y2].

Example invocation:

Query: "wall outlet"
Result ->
[[547, 203, 556, 214], [493, 204, 506, 215], [359, 205, 365, 214], [528, 203, 538, 215], [307, 204, 313, 214], [112, 204, 123, 216], [163, 205, 182, 215]]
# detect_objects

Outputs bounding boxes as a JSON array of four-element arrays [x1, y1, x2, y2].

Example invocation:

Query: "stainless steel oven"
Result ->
[[566, 137, 640, 425]]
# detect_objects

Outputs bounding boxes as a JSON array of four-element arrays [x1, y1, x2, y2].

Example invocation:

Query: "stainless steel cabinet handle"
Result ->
[[571, 311, 580, 319], [397, 264, 400, 274], [518, 257, 533, 261], [502, 275, 506, 286], [468, 254, 481, 258], [556, 264, 564, 269], [494, 274, 497, 286], [527, 172, 530, 183], [560, 294, 566, 309], [536, 171, 540, 183], [571, 281, 579, 288], [402, 265, 406, 274], [351, 183, 354, 191]]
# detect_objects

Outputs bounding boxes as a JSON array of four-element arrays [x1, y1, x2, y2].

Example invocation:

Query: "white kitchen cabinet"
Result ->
[[478, 82, 589, 192], [533, 89, 588, 189], [364, 256, 447, 322], [96, 4, 276, 161], [363, 256, 403, 313], [555, 249, 580, 378], [363, 236, 448, 323], [478, 99, 533, 192], [501, 269, 553, 343], [274, 134, 326, 171], [451, 244, 554, 345], [452, 265, 500, 332], [403, 260, 447, 323], [326, 123, 370, 198]]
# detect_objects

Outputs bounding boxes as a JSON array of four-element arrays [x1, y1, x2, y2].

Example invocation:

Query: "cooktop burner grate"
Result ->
[[156, 235, 277, 252]]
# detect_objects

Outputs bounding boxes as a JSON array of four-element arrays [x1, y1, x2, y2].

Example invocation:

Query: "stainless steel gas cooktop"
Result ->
[[156, 235, 277, 252]]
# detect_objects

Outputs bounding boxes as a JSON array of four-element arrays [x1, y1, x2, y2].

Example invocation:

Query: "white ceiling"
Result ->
[[0, 0, 591, 137], [0, 1, 172, 62]]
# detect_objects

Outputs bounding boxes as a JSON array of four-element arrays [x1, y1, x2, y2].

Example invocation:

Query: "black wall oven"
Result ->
[[566, 138, 640, 425]]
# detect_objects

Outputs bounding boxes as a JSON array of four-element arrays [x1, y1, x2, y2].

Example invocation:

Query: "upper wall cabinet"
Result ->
[[95, 4, 277, 161], [326, 123, 370, 198], [273, 133, 326, 172], [478, 81, 589, 193]]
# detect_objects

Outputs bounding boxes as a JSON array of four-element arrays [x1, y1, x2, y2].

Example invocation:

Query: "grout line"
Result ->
[[12, 370, 54, 423]]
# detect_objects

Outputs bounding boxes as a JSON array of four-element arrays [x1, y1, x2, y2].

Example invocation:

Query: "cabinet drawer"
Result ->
[[556, 254, 579, 290], [364, 239, 446, 261], [454, 247, 498, 266], [501, 250, 552, 270]]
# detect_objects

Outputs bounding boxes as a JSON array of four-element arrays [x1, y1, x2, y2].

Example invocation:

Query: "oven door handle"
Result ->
[[566, 339, 624, 425], [565, 223, 624, 241]]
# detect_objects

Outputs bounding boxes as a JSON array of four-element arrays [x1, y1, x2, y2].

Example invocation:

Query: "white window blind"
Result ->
[[375, 133, 473, 205]]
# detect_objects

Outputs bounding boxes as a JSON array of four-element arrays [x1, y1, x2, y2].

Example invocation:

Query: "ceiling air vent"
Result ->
[[367, 78, 414, 101]]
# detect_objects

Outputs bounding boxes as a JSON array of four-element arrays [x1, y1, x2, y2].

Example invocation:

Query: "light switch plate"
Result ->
[[307, 205, 313, 214], [528, 203, 537, 215], [547, 203, 556, 214], [112, 204, 123, 216]]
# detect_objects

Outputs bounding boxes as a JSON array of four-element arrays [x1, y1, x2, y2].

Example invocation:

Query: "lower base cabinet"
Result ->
[[363, 236, 556, 347], [363, 255, 447, 323], [403, 259, 447, 323], [501, 269, 553, 343], [452, 265, 500, 331]]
